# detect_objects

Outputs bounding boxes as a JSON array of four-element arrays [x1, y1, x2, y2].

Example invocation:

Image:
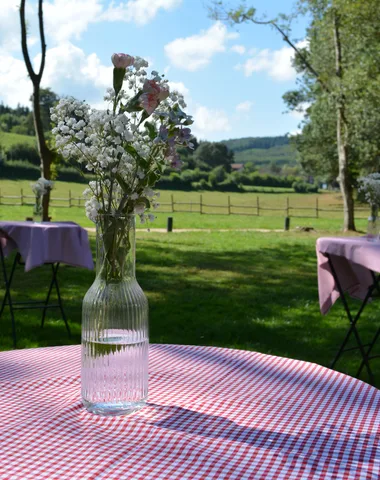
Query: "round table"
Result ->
[[0, 344, 379, 479]]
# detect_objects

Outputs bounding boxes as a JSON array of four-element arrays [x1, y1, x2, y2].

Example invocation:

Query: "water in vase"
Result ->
[[82, 329, 149, 416]]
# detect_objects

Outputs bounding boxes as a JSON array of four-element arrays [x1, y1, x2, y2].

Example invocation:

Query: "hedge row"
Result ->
[[0, 161, 92, 183]]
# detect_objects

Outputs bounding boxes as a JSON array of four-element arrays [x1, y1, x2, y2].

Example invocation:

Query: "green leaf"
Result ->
[[115, 173, 130, 194], [113, 67, 126, 98], [145, 121, 157, 140]]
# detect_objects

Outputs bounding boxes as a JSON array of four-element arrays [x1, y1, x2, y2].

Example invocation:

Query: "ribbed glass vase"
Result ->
[[81, 215, 149, 416]]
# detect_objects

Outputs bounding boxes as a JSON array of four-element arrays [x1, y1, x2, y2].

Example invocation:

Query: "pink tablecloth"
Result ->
[[317, 237, 380, 314], [0, 344, 379, 479], [0, 221, 94, 271]]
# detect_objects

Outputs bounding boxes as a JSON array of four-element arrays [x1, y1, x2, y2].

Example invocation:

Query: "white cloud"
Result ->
[[0, 0, 38, 52], [165, 22, 238, 71], [0, 53, 32, 107], [0, 42, 114, 108], [192, 105, 231, 140], [236, 101, 253, 113], [44, 0, 103, 44], [165, 81, 230, 139], [168, 81, 189, 97], [288, 102, 310, 120], [43, 0, 183, 44], [35, 42, 113, 102], [230, 44, 246, 55], [102, 0, 182, 25], [237, 43, 303, 82]]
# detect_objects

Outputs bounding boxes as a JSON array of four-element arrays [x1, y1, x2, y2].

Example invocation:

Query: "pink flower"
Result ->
[[111, 53, 134, 69], [142, 79, 160, 95], [139, 80, 170, 115], [139, 93, 159, 115], [158, 84, 169, 101]]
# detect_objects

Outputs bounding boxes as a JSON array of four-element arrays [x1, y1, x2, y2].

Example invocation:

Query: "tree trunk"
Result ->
[[32, 85, 52, 221], [336, 108, 355, 231], [333, 11, 355, 231], [20, 0, 52, 222]]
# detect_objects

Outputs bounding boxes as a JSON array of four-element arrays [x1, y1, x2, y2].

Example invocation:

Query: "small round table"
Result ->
[[0, 344, 379, 479]]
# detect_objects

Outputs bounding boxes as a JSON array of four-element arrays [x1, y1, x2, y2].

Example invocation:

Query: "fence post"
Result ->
[[256, 196, 260, 216], [286, 196, 290, 217], [171, 194, 174, 213], [69, 190, 72, 208], [78, 196, 81, 207], [200, 194, 203, 214], [228, 195, 231, 215], [0, 188, 2, 205], [316, 197, 319, 218], [20, 188, 24, 206]]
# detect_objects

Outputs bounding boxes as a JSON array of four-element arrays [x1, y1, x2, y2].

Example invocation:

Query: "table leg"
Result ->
[[356, 273, 380, 377], [0, 248, 18, 347], [41, 263, 71, 337], [1, 246, 70, 346], [327, 254, 375, 384]]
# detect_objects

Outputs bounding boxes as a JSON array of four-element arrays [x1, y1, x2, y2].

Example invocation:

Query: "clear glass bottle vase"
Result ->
[[367, 216, 380, 241], [81, 215, 149, 416]]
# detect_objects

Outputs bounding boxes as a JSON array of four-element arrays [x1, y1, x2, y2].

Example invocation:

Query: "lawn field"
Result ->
[[0, 132, 36, 149], [0, 179, 370, 232], [0, 230, 378, 385]]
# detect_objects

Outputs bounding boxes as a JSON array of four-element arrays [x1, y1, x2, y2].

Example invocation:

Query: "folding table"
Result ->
[[316, 236, 380, 385], [0, 221, 94, 347]]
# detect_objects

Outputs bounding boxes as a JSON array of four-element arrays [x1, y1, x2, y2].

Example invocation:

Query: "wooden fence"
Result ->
[[0, 189, 370, 219]]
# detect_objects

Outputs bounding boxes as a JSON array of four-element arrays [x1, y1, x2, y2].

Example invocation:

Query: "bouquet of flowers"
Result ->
[[31, 177, 54, 219], [358, 173, 380, 218], [51, 53, 193, 280]]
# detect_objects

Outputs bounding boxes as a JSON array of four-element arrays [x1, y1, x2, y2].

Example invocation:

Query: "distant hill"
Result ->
[[0, 131, 298, 170], [0, 131, 36, 150], [222, 135, 297, 166]]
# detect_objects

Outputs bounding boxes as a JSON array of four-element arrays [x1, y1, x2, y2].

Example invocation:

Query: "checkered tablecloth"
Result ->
[[0, 344, 379, 479]]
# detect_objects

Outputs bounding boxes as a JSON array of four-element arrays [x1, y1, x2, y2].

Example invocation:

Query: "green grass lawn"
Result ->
[[0, 179, 370, 232], [0, 230, 378, 385], [0, 131, 36, 149]]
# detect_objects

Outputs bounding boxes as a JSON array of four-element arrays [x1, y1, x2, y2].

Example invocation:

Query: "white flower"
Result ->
[[134, 203, 145, 214], [50, 56, 192, 224]]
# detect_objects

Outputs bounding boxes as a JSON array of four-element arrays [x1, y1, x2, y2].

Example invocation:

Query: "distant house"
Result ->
[[231, 163, 244, 172]]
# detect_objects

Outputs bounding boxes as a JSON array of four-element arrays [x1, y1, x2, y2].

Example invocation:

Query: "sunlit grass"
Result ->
[[0, 230, 378, 385]]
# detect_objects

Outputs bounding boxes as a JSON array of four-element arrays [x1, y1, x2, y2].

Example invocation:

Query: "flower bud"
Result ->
[[111, 53, 135, 68]]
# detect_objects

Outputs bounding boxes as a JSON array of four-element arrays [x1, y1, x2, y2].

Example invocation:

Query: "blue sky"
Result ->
[[0, 0, 308, 141]]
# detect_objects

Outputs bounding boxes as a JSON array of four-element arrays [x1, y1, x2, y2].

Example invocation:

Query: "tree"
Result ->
[[208, 0, 380, 231], [194, 141, 234, 171], [20, 0, 53, 221], [286, 0, 380, 224], [30, 88, 60, 133]]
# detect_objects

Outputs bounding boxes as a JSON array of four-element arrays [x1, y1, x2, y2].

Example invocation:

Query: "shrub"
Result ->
[[6, 143, 40, 166], [292, 180, 319, 193], [0, 160, 40, 180], [209, 165, 227, 187], [191, 179, 211, 190]]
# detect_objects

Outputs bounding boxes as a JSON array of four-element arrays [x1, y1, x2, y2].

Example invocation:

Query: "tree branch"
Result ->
[[244, 14, 331, 93], [208, 3, 330, 92], [37, 0, 47, 79], [20, 0, 36, 82]]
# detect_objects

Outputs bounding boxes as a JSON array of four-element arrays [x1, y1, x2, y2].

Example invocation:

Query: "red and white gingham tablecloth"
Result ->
[[0, 344, 379, 479]]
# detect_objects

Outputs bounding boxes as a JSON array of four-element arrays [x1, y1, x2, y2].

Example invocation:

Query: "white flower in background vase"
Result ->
[[358, 173, 380, 239], [30, 177, 54, 221]]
